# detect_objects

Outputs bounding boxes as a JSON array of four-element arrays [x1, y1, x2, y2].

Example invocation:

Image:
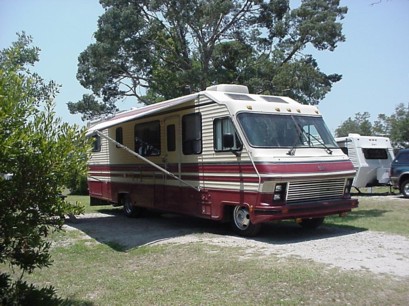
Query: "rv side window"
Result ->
[[362, 148, 388, 160], [213, 117, 242, 152], [134, 121, 161, 156], [115, 127, 123, 148], [182, 113, 202, 155], [91, 135, 101, 152]]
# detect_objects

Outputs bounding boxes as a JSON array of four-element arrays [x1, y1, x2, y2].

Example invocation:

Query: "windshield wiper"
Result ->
[[287, 118, 304, 156], [287, 120, 333, 155], [303, 130, 333, 155]]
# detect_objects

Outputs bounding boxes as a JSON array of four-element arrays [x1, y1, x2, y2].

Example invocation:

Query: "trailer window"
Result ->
[[362, 148, 388, 159], [213, 117, 242, 152], [134, 121, 161, 156], [91, 135, 101, 152], [115, 127, 123, 148], [182, 113, 202, 155]]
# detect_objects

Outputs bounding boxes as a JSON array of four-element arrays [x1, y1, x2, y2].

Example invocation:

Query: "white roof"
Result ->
[[335, 134, 392, 148], [86, 84, 320, 135]]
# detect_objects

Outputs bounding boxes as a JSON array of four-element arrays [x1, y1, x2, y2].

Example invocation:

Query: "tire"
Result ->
[[231, 205, 261, 237], [121, 194, 144, 218], [298, 217, 325, 229], [400, 179, 409, 198]]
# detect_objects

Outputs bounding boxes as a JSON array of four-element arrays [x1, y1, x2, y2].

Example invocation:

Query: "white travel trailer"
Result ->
[[335, 133, 395, 189], [87, 84, 358, 236]]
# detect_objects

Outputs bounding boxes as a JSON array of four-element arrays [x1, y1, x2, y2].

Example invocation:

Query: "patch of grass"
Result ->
[[19, 235, 409, 305], [66, 195, 122, 214], [326, 196, 409, 237], [3, 194, 408, 304]]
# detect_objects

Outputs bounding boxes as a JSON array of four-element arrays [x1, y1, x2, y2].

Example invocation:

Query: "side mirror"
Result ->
[[223, 134, 234, 149], [223, 134, 241, 157]]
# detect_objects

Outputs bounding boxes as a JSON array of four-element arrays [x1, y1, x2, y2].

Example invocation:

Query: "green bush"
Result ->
[[0, 33, 89, 304]]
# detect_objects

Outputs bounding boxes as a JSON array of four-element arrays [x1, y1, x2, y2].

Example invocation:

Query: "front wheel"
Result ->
[[231, 206, 261, 237], [121, 195, 144, 218], [400, 179, 409, 198], [298, 217, 325, 229]]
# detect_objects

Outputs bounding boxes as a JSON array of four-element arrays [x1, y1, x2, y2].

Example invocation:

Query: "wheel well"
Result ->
[[399, 174, 409, 186], [222, 203, 250, 223], [222, 204, 234, 222], [117, 193, 130, 205]]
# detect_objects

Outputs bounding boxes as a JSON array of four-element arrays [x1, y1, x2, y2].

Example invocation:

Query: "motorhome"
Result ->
[[335, 134, 394, 190], [87, 84, 358, 236]]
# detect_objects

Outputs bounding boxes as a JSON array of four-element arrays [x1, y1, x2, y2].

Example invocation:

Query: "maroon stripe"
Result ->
[[181, 175, 259, 183], [181, 161, 354, 174], [89, 160, 354, 176], [256, 161, 354, 174]]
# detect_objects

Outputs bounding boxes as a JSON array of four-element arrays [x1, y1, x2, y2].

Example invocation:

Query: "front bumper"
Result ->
[[251, 197, 359, 224]]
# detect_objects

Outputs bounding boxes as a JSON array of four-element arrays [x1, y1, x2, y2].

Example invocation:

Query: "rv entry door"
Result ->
[[156, 116, 182, 209]]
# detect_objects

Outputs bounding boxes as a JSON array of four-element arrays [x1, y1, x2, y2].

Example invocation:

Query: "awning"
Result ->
[[86, 92, 200, 136]]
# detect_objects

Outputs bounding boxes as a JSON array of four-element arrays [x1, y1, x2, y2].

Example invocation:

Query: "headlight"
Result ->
[[273, 183, 287, 201]]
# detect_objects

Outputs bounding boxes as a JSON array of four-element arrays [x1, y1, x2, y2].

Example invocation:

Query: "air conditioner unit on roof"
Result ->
[[206, 84, 249, 94]]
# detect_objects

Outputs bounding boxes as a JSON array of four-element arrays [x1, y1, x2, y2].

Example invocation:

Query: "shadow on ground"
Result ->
[[65, 207, 368, 251]]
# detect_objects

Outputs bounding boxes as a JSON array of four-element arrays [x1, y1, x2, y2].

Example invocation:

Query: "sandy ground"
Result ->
[[64, 196, 409, 279]]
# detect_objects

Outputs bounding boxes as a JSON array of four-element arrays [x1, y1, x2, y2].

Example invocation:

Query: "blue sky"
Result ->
[[1, 0, 408, 133]]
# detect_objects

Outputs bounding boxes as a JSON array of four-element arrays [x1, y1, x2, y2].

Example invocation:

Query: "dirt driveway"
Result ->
[[65, 196, 409, 279]]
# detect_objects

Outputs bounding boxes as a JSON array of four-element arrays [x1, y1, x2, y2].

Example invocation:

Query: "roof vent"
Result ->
[[206, 84, 249, 94]]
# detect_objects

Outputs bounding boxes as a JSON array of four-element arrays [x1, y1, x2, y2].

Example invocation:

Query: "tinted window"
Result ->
[[182, 113, 202, 155], [396, 151, 409, 163], [134, 121, 161, 156], [213, 117, 242, 152], [362, 148, 388, 160], [91, 135, 101, 152], [237, 113, 337, 148], [115, 127, 123, 148]]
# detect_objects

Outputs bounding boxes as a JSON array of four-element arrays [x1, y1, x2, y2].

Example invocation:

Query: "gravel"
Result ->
[[65, 201, 409, 279]]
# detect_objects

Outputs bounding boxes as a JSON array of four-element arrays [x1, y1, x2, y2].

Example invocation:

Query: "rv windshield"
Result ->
[[237, 113, 338, 150]]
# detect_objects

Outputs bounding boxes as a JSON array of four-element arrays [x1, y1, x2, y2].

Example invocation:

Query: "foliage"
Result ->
[[68, 174, 89, 195], [0, 273, 63, 306], [373, 103, 409, 148], [67, 93, 118, 121], [334, 112, 372, 137], [0, 33, 89, 303], [335, 104, 409, 148], [70, 0, 348, 119]]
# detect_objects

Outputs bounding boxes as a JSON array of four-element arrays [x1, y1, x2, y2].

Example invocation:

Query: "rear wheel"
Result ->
[[298, 217, 325, 229], [121, 194, 144, 218], [400, 179, 409, 198], [231, 205, 261, 237]]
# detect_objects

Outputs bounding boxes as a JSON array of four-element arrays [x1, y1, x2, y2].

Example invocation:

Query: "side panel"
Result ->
[[88, 129, 112, 202], [87, 96, 256, 218]]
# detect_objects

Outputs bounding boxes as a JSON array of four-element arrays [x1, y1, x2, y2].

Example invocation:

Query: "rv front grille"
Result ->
[[287, 178, 346, 204]]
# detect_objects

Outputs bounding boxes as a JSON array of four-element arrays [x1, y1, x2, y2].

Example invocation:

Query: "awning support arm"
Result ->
[[94, 130, 201, 192]]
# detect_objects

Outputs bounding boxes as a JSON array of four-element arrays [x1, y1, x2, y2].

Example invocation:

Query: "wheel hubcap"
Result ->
[[123, 198, 132, 213], [233, 206, 250, 230], [404, 183, 409, 196]]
